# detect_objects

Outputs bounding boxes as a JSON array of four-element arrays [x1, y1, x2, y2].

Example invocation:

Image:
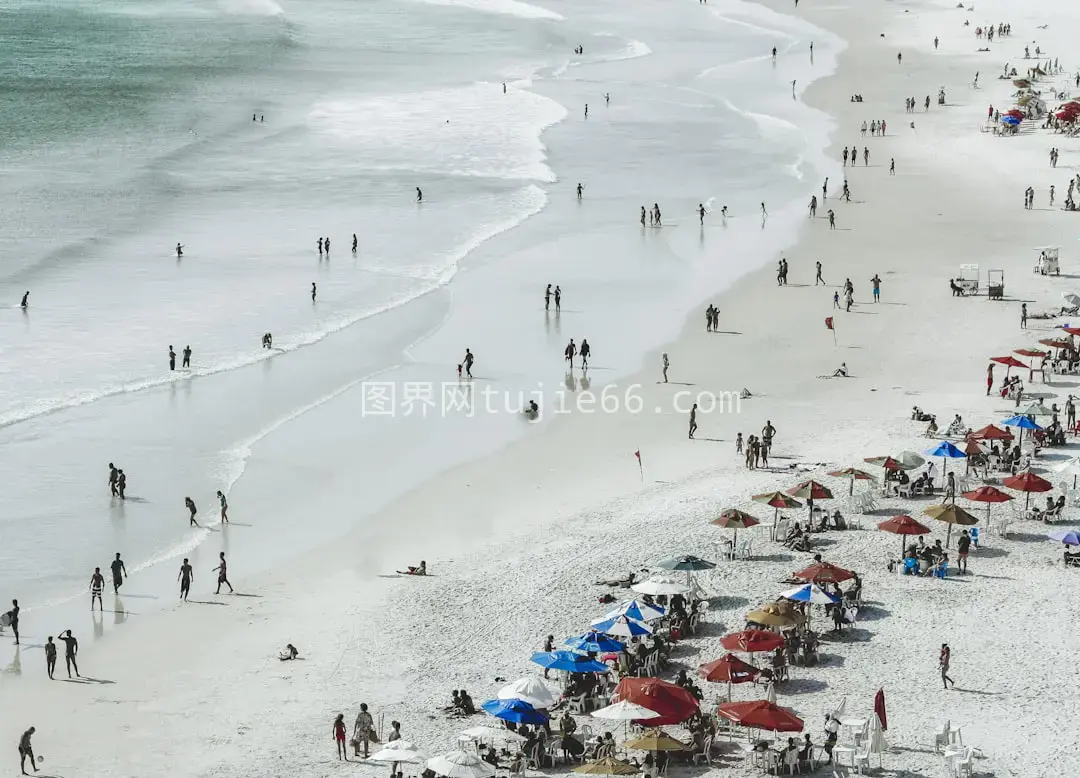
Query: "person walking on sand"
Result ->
[[735, 432, 743, 454], [176, 243, 184, 258], [863, 146, 869, 165], [761, 202, 768, 217], [577, 182, 584, 200], [809, 195, 817, 217], [117, 469, 126, 500], [688, 403, 698, 439], [185, 497, 199, 527], [833, 290, 840, 309], [580, 339, 590, 369], [871, 274, 881, 302], [699, 203, 706, 224], [986, 363, 995, 396], [939, 643, 954, 689], [662, 353, 669, 383], [1021, 303, 1028, 329], [318, 237, 323, 255], [353, 703, 375, 758], [827, 210, 836, 229], [109, 462, 119, 497], [90, 567, 104, 611], [890, 158, 895, 175], [18, 727, 37, 775], [59, 629, 79, 678], [816, 261, 824, 285], [463, 348, 474, 378], [217, 490, 229, 523], [179, 558, 193, 601], [6, 599, 19, 645], [44, 637, 57, 679], [957, 530, 971, 573], [544, 284, 552, 311], [110, 553, 127, 593], [334, 714, 349, 761], [897, 51, 902, 64], [564, 339, 577, 369], [214, 552, 234, 594], [169, 345, 176, 371]]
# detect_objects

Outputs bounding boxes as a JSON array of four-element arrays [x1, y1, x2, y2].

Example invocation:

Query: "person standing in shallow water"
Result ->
[[185, 497, 199, 527], [182, 345, 191, 368], [217, 490, 229, 523], [312, 283, 317, 303], [168, 346, 176, 371]]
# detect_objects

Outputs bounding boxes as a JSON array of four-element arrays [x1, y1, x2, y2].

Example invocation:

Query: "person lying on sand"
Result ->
[[279, 643, 299, 661], [396, 561, 426, 576], [594, 571, 637, 587], [832, 362, 848, 377]]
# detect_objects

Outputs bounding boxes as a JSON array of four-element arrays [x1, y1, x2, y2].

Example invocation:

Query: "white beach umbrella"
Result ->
[[604, 599, 666, 622], [591, 701, 662, 721], [868, 714, 888, 767], [631, 576, 690, 596], [371, 747, 424, 764], [829, 697, 847, 720], [896, 451, 925, 470], [380, 740, 420, 752], [1062, 292, 1080, 309], [460, 726, 525, 743], [427, 751, 496, 778], [498, 678, 557, 709]]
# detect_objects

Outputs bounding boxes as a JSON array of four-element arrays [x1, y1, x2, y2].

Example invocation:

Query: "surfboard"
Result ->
[[0, 612, 11, 627]]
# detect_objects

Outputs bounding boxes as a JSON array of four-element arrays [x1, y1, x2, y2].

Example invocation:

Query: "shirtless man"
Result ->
[[178, 558, 193, 601], [214, 552, 234, 594], [110, 553, 127, 593], [89, 568, 105, 611], [58, 630, 79, 678]]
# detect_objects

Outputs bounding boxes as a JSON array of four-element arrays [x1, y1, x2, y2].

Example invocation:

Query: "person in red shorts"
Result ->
[[333, 715, 348, 761]]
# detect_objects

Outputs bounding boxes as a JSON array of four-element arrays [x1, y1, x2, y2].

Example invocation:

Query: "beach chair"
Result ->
[[851, 744, 870, 775], [692, 736, 714, 766], [897, 483, 913, 498], [736, 538, 752, 559], [774, 519, 791, 543], [933, 561, 949, 579], [933, 721, 950, 752], [956, 746, 974, 777], [567, 693, 588, 713], [782, 747, 801, 774]]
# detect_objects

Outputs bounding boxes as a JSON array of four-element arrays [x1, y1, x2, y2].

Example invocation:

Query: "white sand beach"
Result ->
[[4, 0, 1080, 776]]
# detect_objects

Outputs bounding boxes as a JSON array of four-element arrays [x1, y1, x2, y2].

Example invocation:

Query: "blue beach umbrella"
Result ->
[[564, 632, 626, 654], [925, 440, 967, 479], [1002, 414, 1043, 446], [602, 599, 666, 623], [778, 583, 840, 605], [481, 698, 548, 725], [590, 615, 652, 638], [1048, 529, 1080, 545], [530, 651, 610, 674], [1001, 115, 1021, 125]]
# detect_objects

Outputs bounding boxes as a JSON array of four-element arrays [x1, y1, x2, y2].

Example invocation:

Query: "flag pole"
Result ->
[[635, 450, 644, 481]]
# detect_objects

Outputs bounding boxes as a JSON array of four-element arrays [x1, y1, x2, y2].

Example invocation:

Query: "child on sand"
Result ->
[[334, 714, 349, 760]]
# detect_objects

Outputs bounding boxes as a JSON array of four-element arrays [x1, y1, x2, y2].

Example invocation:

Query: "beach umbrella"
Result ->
[[427, 751, 496, 778], [877, 514, 931, 558], [991, 356, 1027, 375], [962, 439, 985, 463], [371, 746, 425, 764], [864, 455, 904, 471], [631, 576, 690, 597], [460, 726, 526, 744], [1063, 293, 1080, 310], [530, 651, 609, 674], [826, 467, 877, 495], [1001, 115, 1021, 125], [480, 698, 548, 725], [962, 485, 1013, 531], [792, 561, 854, 584], [779, 583, 840, 605], [925, 441, 967, 480], [566, 631, 626, 654], [712, 508, 760, 546], [720, 629, 785, 653], [786, 480, 833, 500], [1015, 348, 1047, 358], [923, 503, 978, 546], [1003, 470, 1053, 509], [1053, 454, 1080, 489], [656, 554, 715, 572], [1049, 529, 1080, 545], [591, 615, 652, 639], [1002, 414, 1043, 446], [624, 729, 688, 752], [603, 600, 665, 623], [716, 700, 804, 733], [613, 678, 699, 726], [1019, 401, 1053, 418], [698, 653, 761, 684], [573, 758, 639, 776], [591, 701, 661, 722], [746, 602, 801, 628], [896, 451, 925, 470], [1039, 338, 1072, 349], [868, 713, 888, 767], [970, 424, 1013, 441], [873, 688, 888, 731], [497, 678, 557, 709], [752, 491, 803, 534]]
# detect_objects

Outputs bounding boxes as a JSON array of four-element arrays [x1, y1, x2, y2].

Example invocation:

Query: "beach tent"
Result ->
[[1049, 529, 1080, 545], [896, 451, 925, 470], [970, 424, 1013, 441], [591, 615, 651, 639], [460, 726, 525, 745], [427, 751, 496, 778], [925, 441, 967, 480], [698, 653, 761, 685], [371, 743, 425, 764], [1001, 414, 1042, 446], [631, 576, 690, 596]]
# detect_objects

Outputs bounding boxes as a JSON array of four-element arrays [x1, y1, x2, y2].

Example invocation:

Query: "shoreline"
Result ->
[[6, 0, 1080, 775]]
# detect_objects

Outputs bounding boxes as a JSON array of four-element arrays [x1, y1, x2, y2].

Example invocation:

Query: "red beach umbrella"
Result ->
[[877, 514, 931, 557], [990, 356, 1027, 377], [874, 688, 888, 731], [826, 468, 876, 495], [865, 455, 903, 471], [719, 629, 785, 654], [1063, 327, 1080, 336], [962, 485, 1013, 529], [970, 424, 1014, 441], [1002, 471, 1053, 509], [1039, 338, 1072, 349], [712, 509, 760, 547], [1014, 348, 1047, 358], [786, 480, 834, 500], [751, 491, 803, 531], [613, 677, 699, 726], [963, 439, 985, 457], [698, 654, 761, 699], [716, 700, 804, 733], [792, 561, 854, 584]]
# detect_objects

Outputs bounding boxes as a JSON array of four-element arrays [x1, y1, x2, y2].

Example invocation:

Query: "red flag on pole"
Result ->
[[874, 688, 888, 730], [825, 317, 834, 330], [634, 450, 643, 481]]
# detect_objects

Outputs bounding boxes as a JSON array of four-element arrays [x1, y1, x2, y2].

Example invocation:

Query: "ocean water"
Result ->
[[0, 0, 840, 635]]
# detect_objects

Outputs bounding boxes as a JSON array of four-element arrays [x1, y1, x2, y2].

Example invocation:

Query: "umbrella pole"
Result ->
[[849, 478, 854, 496], [899, 534, 904, 561], [946, 522, 953, 548]]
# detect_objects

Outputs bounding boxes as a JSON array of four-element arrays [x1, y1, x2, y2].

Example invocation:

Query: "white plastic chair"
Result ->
[[775, 519, 791, 542], [782, 747, 801, 774], [956, 746, 974, 777], [736, 539, 752, 559], [852, 744, 870, 775], [933, 721, 950, 752]]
